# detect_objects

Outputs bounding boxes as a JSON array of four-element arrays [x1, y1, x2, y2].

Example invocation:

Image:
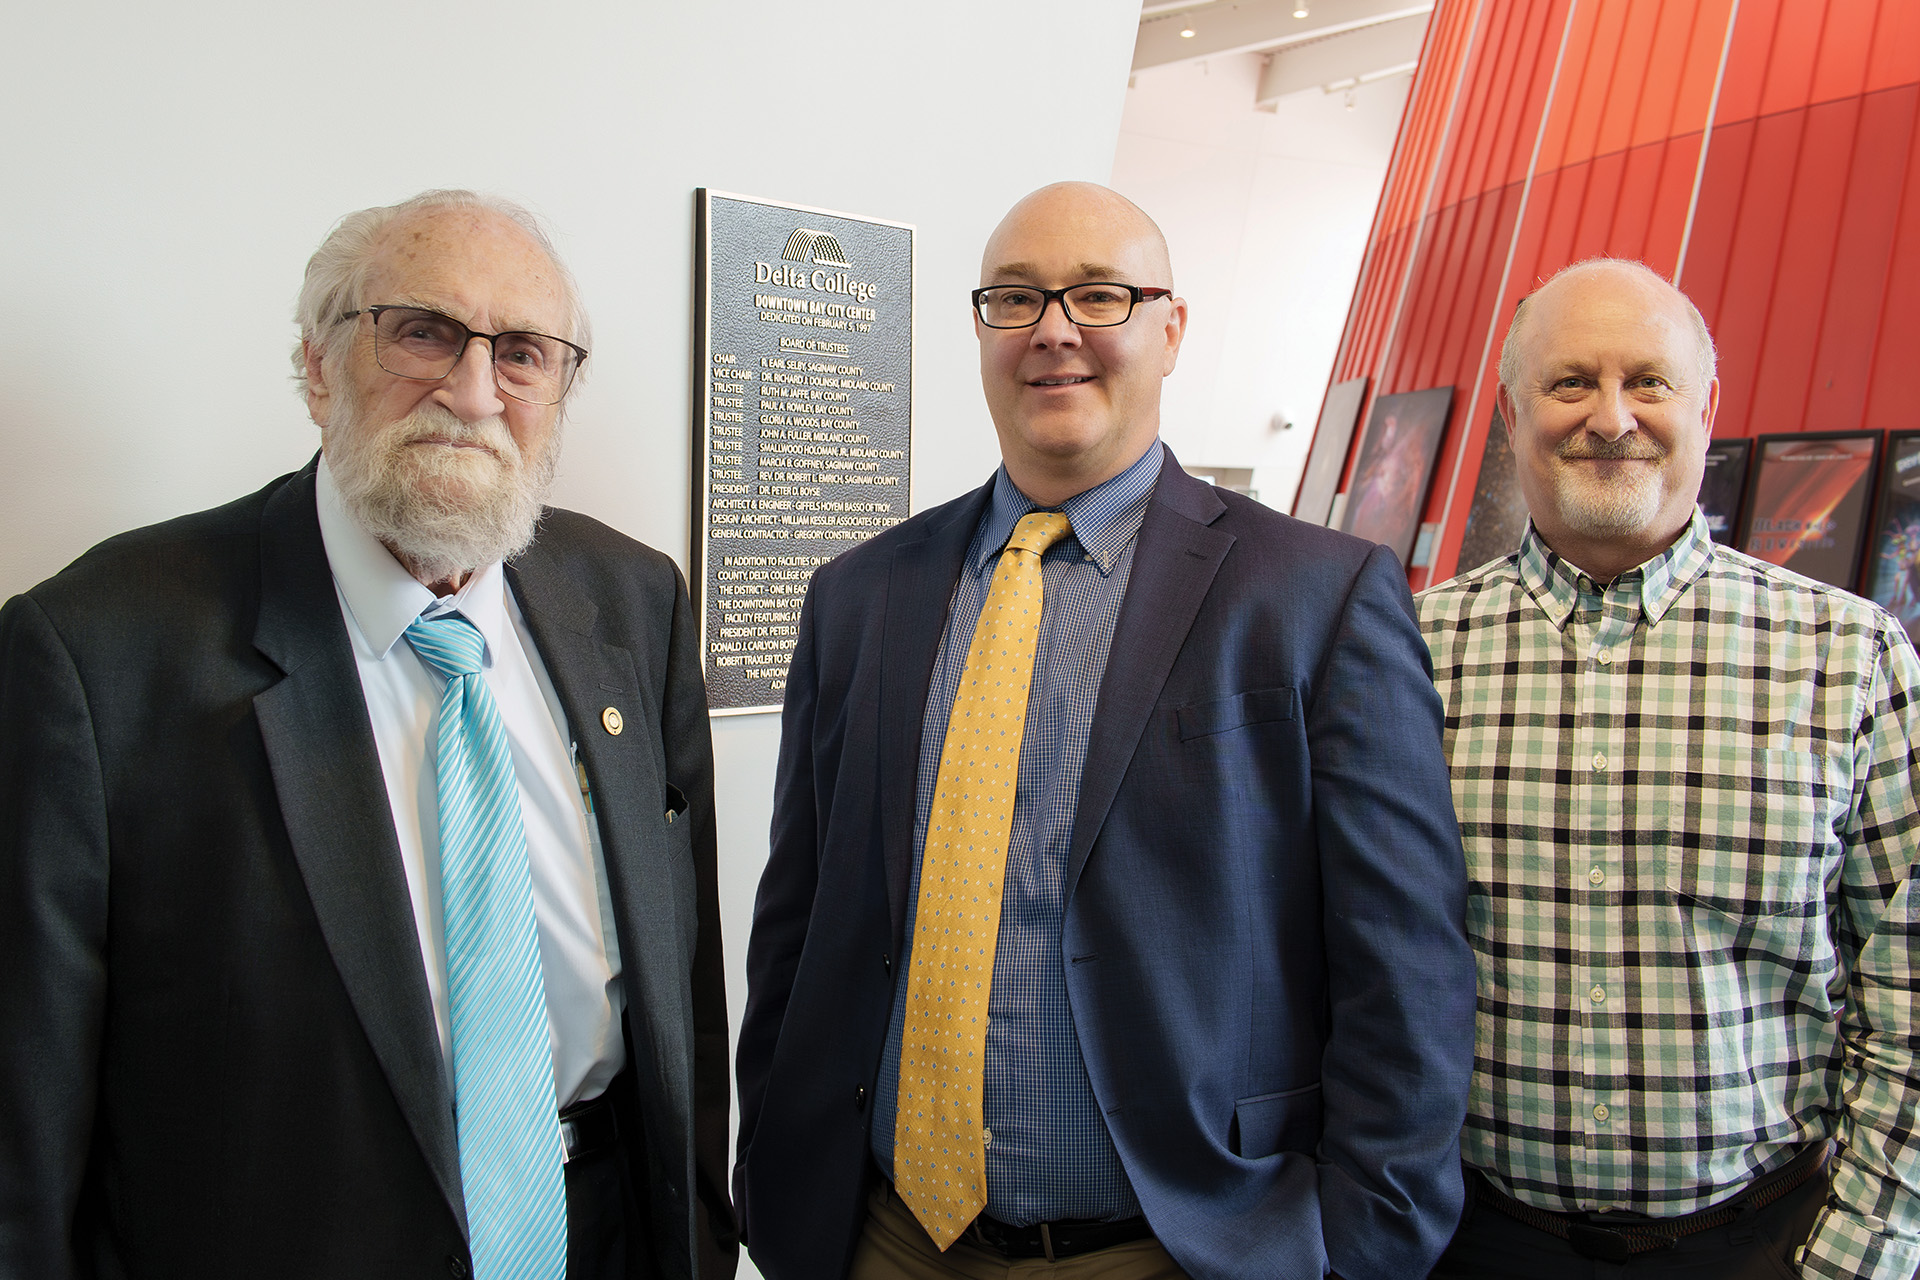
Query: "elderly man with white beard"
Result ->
[[1419, 259, 1920, 1279], [0, 190, 737, 1280]]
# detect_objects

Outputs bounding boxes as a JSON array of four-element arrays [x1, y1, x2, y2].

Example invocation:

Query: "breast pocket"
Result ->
[[1177, 686, 1300, 741], [1664, 747, 1836, 922]]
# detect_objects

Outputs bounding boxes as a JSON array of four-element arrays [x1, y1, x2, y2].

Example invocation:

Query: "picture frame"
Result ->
[[1454, 408, 1529, 575], [1340, 385, 1455, 565], [1697, 437, 1752, 545], [1862, 430, 1920, 642], [1293, 376, 1368, 526], [1735, 431, 1880, 591]]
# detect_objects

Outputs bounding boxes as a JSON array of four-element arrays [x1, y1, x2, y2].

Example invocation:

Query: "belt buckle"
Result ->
[[1566, 1224, 1632, 1264]]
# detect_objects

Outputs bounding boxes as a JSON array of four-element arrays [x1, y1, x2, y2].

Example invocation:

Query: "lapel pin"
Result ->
[[601, 706, 624, 736]]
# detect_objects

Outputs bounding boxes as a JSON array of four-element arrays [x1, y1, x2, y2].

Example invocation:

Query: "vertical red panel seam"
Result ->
[[1424, 0, 1584, 585], [1791, 89, 1870, 433], [1326, 6, 1457, 384], [1368, 0, 1492, 400], [1740, 7, 1831, 411], [1606, 0, 1674, 246], [1588, 0, 1652, 249], [1333, 2, 1474, 384], [1405, 2, 1523, 393], [1858, 35, 1920, 426], [1674, 2, 1745, 284], [1689, 0, 1779, 353]]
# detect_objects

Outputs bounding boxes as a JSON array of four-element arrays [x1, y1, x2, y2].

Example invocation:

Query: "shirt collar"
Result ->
[[971, 439, 1163, 577], [1515, 507, 1715, 630], [314, 455, 510, 665]]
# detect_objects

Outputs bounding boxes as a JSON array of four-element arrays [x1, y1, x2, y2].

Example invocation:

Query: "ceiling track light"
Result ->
[[1180, 23, 1196, 36], [1293, 3, 1309, 15]]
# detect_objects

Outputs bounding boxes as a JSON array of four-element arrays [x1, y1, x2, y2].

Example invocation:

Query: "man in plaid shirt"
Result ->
[[1419, 258, 1920, 1279]]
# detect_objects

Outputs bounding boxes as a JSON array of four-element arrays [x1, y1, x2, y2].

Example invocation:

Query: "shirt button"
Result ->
[[1592, 753, 1608, 772], [983, 1127, 993, 1147], [1588, 867, 1605, 886], [1589, 985, 1606, 1004], [1593, 1104, 1610, 1122], [1597, 650, 1613, 665]]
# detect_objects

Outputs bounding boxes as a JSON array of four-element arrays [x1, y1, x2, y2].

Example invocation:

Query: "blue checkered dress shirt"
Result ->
[[870, 441, 1162, 1226]]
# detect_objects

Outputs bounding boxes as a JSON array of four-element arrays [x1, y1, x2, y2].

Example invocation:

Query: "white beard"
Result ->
[[1547, 436, 1666, 543], [326, 397, 560, 586]]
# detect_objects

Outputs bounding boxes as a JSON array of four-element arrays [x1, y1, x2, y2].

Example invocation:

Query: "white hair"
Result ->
[[1497, 256, 1716, 392], [290, 189, 591, 401]]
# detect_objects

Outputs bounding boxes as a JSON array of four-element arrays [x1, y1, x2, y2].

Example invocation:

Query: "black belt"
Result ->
[[558, 1091, 620, 1164], [963, 1212, 1153, 1261], [1471, 1143, 1830, 1263]]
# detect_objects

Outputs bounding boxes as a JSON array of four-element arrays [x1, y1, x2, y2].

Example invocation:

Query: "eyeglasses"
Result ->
[[338, 305, 588, 405], [971, 282, 1173, 329]]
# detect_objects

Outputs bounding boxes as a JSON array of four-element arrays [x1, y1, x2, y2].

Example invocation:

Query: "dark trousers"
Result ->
[[566, 1142, 639, 1280], [563, 1067, 650, 1280], [1430, 1159, 1828, 1280]]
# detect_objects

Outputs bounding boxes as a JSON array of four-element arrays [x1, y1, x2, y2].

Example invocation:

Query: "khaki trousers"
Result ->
[[848, 1183, 1192, 1280]]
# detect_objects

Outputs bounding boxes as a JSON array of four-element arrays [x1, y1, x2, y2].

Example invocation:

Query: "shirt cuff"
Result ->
[[1799, 1205, 1920, 1279]]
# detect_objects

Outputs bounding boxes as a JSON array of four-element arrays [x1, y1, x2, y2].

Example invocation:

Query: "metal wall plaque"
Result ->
[[693, 190, 914, 714]]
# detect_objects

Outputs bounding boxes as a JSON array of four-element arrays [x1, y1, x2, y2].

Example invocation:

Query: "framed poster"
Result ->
[[1293, 376, 1367, 526], [1454, 408, 1529, 575], [693, 190, 914, 714], [1697, 437, 1752, 545], [1340, 385, 1455, 565], [1736, 431, 1880, 590], [1862, 430, 1920, 641]]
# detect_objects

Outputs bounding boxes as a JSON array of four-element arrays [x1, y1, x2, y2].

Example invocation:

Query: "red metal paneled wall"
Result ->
[[1319, 0, 1920, 588]]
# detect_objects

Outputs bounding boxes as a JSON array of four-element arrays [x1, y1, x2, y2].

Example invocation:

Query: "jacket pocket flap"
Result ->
[[1229, 1082, 1322, 1159], [1178, 686, 1300, 740]]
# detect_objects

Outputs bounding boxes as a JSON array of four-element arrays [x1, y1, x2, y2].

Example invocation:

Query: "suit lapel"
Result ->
[[1065, 455, 1234, 898], [249, 465, 466, 1236], [879, 484, 991, 942], [506, 542, 698, 1167]]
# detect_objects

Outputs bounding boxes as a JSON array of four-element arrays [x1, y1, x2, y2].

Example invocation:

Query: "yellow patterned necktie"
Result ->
[[894, 510, 1074, 1249]]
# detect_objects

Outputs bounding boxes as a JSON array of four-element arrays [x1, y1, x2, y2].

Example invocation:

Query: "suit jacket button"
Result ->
[[882, 953, 891, 973], [447, 1256, 469, 1278], [855, 1084, 868, 1111]]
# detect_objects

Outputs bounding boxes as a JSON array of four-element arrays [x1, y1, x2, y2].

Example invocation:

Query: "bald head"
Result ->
[[1500, 258, 1715, 393], [972, 181, 1187, 507], [981, 182, 1174, 290]]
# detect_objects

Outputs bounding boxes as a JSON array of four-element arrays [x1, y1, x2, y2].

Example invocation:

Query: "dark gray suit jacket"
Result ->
[[0, 461, 736, 1279]]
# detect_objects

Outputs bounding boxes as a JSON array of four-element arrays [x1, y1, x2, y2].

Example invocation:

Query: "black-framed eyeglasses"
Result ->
[[338, 304, 588, 406], [971, 282, 1173, 329]]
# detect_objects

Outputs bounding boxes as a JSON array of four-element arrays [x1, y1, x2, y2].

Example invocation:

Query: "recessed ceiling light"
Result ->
[[1294, 4, 1309, 15], [1180, 24, 1196, 36]]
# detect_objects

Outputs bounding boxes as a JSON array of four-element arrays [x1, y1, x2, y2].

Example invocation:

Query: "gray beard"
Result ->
[[1549, 436, 1666, 541], [327, 400, 560, 586]]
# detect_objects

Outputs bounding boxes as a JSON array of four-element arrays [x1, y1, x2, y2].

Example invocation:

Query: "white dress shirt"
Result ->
[[315, 458, 626, 1110]]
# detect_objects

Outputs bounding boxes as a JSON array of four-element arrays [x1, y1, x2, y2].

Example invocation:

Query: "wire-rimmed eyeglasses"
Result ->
[[971, 282, 1173, 329], [338, 305, 588, 405]]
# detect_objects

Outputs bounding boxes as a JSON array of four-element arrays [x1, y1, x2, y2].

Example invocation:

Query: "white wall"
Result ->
[[0, 4, 1138, 1271], [1110, 54, 1408, 510]]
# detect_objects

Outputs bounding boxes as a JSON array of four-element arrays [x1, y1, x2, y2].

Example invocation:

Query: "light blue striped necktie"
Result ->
[[405, 612, 567, 1280]]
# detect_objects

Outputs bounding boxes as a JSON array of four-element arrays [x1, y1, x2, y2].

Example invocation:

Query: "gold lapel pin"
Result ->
[[601, 706, 624, 736]]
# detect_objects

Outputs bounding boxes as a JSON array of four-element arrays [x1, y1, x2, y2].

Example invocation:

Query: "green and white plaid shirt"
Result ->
[[1419, 510, 1920, 1280]]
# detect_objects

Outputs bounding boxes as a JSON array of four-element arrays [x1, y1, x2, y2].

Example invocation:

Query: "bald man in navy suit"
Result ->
[[734, 183, 1475, 1280]]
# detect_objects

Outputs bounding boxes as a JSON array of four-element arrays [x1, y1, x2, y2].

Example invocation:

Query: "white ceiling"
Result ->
[[1135, 0, 1431, 108]]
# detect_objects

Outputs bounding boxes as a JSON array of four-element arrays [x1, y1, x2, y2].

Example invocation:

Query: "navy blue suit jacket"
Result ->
[[735, 453, 1474, 1279]]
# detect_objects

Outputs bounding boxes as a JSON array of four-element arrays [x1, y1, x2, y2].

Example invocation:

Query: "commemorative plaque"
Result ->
[[693, 190, 914, 714]]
